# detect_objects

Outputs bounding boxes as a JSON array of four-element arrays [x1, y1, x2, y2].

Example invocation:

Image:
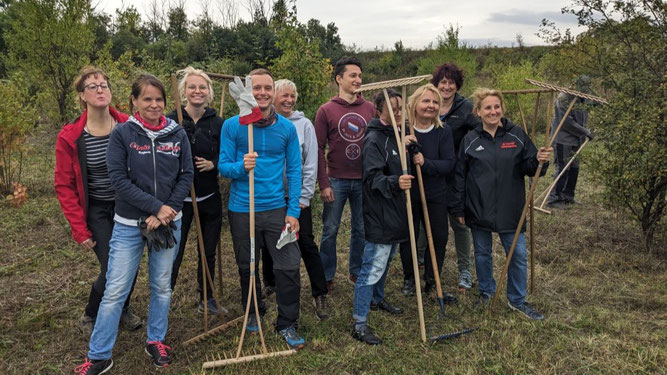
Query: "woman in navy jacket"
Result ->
[[453, 88, 551, 321], [75, 74, 193, 374]]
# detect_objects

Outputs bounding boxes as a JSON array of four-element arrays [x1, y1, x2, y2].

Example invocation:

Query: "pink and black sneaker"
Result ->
[[145, 341, 172, 368], [74, 357, 113, 374]]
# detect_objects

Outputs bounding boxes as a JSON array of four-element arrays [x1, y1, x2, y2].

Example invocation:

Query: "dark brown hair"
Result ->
[[129, 74, 166, 113], [430, 63, 464, 91]]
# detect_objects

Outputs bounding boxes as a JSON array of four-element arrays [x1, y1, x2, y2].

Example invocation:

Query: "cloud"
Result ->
[[488, 9, 578, 25]]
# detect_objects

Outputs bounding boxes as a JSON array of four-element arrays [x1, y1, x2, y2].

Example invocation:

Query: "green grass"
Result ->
[[0, 129, 665, 374]]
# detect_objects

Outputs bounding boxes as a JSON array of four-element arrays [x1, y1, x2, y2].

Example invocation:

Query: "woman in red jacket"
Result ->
[[55, 66, 141, 339]]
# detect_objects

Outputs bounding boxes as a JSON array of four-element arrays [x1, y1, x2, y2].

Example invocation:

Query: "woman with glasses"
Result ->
[[55, 66, 141, 340], [168, 66, 226, 315]]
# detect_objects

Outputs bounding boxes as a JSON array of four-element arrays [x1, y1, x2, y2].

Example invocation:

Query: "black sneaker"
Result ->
[[508, 301, 545, 321], [352, 324, 381, 345], [145, 341, 172, 368], [474, 293, 491, 309], [74, 358, 113, 374], [402, 279, 416, 296], [370, 299, 402, 315]]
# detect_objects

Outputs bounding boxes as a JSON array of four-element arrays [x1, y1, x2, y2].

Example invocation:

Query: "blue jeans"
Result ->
[[88, 220, 181, 360], [320, 177, 365, 281], [471, 228, 527, 306], [353, 241, 398, 322]]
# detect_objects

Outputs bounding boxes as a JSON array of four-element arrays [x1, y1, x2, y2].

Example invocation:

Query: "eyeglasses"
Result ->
[[84, 83, 110, 91]]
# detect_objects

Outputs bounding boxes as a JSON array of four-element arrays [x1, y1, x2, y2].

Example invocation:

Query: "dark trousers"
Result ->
[[547, 142, 581, 203], [229, 207, 301, 331], [84, 199, 137, 318], [262, 205, 328, 298], [171, 191, 222, 301], [400, 200, 449, 283]]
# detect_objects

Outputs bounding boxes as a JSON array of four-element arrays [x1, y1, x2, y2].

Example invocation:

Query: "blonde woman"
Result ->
[[398, 84, 457, 302], [452, 88, 551, 320], [167, 66, 227, 315]]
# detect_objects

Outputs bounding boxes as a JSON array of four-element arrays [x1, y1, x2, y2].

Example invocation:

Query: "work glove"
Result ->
[[407, 141, 422, 158], [229, 76, 262, 125], [139, 217, 167, 251], [584, 128, 594, 140]]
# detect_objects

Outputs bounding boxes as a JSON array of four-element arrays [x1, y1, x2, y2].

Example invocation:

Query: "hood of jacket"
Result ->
[[366, 117, 396, 136]]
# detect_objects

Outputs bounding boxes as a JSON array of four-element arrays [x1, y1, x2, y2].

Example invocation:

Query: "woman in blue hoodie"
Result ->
[[75, 74, 193, 374]]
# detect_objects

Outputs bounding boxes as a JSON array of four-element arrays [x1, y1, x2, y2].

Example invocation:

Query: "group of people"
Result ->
[[56, 55, 593, 374]]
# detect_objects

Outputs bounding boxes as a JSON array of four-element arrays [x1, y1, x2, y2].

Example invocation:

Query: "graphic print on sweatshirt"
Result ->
[[337, 112, 368, 160]]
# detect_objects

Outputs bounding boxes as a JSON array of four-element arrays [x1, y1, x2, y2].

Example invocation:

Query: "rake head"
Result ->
[[353, 74, 432, 93], [524, 78, 608, 104], [203, 345, 296, 369]]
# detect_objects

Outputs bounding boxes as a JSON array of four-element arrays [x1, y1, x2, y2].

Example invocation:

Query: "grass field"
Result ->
[[0, 128, 665, 374]]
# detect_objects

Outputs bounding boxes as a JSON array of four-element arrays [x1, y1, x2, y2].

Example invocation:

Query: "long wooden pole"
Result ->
[[491, 97, 578, 309], [216, 82, 226, 296], [235, 123, 269, 358], [535, 138, 590, 209], [384, 88, 426, 342], [515, 93, 528, 134]]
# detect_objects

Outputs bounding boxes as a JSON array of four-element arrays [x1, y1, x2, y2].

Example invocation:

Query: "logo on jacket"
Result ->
[[345, 143, 361, 160], [130, 142, 151, 154], [501, 141, 517, 149], [156, 141, 181, 156], [475, 145, 485, 151], [338, 112, 368, 142]]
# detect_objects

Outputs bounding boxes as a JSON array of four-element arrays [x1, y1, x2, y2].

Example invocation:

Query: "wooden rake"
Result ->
[[355, 74, 430, 342], [170, 73, 242, 347], [490, 78, 607, 309], [203, 81, 296, 369]]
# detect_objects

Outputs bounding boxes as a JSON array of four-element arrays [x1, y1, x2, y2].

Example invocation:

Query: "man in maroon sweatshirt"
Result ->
[[315, 56, 375, 291]]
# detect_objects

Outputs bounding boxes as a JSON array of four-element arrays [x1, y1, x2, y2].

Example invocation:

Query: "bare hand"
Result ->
[[413, 152, 424, 166], [195, 156, 214, 172], [145, 215, 162, 231], [404, 135, 417, 145], [244, 152, 258, 171], [285, 216, 300, 233], [398, 174, 414, 190], [299, 203, 307, 209], [157, 205, 176, 225], [536, 147, 553, 162], [80, 238, 96, 250], [320, 187, 335, 203], [457, 217, 465, 225]]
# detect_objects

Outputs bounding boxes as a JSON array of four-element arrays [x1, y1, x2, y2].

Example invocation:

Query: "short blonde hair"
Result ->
[[470, 88, 505, 115], [177, 66, 214, 105], [407, 83, 443, 128], [274, 79, 298, 102]]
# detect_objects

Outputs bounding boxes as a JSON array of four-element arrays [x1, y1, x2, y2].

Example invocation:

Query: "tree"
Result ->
[[270, 13, 332, 120], [167, 3, 189, 41], [415, 24, 478, 95], [540, 0, 666, 251], [4, 0, 95, 123]]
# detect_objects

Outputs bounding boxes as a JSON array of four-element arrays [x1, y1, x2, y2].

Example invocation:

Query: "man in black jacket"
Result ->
[[352, 89, 413, 345]]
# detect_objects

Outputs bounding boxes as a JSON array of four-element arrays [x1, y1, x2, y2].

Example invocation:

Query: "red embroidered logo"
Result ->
[[501, 141, 517, 149], [130, 142, 150, 151]]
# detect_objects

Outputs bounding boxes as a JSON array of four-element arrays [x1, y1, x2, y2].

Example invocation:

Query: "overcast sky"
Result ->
[[98, 0, 582, 49]]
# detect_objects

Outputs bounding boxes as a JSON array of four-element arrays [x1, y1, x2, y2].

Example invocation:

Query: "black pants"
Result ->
[[229, 207, 301, 331], [85, 199, 137, 318], [400, 200, 449, 283], [171, 191, 223, 301], [547, 142, 581, 204], [262, 206, 328, 298]]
